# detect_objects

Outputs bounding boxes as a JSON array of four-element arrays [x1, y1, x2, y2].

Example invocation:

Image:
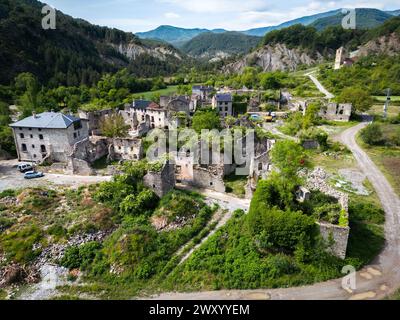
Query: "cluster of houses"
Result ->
[[9, 86, 237, 175], [8, 83, 353, 259]]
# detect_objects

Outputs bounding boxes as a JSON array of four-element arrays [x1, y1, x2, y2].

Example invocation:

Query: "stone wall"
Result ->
[[318, 222, 350, 260], [306, 167, 349, 212], [302, 140, 320, 150], [143, 162, 176, 198], [192, 166, 225, 193], [78, 109, 115, 136], [70, 137, 109, 164], [66, 157, 94, 176], [109, 138, 143, 161]]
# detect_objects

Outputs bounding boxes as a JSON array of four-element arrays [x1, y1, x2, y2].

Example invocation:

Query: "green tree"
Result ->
[[192, 109, 221, 133], [14, 73, 40, 117], [271, 140, 306, 180], [303, 102, 321, 129], [336, 87, 373, 112], [100, 113, 130, 138]]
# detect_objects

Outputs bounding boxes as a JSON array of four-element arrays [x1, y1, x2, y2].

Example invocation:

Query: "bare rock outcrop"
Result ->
[[222, 43, 323, 74], [111, 42, 183, 61], [356, 33, 400, 58]]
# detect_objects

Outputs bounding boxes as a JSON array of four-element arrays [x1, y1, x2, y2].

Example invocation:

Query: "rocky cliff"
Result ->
[[112, 42, 184, 61], [222, 43, 324, 74], [356, 33, 400, 57]]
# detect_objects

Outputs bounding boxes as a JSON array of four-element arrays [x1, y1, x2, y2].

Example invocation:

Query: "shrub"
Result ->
[[0, 217, 16, 231], [47, 224, 67, 239], [360, 123, 384, 145], [0, 189, 15, 199], [119, 189, 158, 216], [93, 177, 135, 208], [0, 225, 43, 263], [60, 242, 102, 270], [192, 108, 221, 133], [265, 254, 298, 278], [248, 207, 317, 252]]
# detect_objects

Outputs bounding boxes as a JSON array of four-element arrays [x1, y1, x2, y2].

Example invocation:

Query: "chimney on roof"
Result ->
[[32, 111, 37, 118]]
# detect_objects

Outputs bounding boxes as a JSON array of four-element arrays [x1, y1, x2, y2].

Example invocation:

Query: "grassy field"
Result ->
[[370, 104, 400, 118], [356, 128, 400, 197], [373, 96, 400, 103], [224, 173, 247, 198], [132, 85, 180, 100]]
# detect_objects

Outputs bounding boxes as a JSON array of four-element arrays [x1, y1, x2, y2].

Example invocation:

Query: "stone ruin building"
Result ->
[[319, 102, 353, 122], [303, 167, 350, 259]]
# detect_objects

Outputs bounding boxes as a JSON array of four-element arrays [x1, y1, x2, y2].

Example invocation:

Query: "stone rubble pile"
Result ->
[[0, 196, 18, 206], [306, 167, 349, 212], [34, 230, 111, 267]]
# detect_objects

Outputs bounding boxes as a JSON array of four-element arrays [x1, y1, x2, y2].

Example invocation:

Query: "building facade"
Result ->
[[212, 93, 233, 118], [10, 112, 89, 163]]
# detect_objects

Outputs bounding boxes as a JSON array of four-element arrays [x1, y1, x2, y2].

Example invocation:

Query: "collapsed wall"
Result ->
[[143, 162, 176, 198], [306, 167, 350, 259]]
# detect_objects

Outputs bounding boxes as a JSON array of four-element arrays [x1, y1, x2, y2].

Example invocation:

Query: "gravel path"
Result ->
[[306, 72, 335, 99], [150, 122, 400, 300]]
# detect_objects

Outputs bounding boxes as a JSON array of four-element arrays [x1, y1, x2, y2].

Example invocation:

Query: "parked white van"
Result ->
[[17, 163, 33, 173]]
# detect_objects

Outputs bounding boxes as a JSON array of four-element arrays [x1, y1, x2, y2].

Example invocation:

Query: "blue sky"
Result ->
[[44, 0, 400, 32]]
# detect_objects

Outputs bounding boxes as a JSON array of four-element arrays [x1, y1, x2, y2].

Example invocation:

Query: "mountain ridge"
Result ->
[[181, 32, 261, 61], [136, 8, 400, 45]]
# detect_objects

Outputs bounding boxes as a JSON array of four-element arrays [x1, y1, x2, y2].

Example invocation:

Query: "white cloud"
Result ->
[[159, 0, 268, 13], [164, 12, 180, 19]]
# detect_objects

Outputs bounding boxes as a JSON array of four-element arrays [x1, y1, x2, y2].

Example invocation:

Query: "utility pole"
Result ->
[[384, 88, 391, 119]]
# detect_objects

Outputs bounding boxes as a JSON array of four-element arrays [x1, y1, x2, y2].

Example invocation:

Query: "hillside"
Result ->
[[311, 8, 394, 31], [181, 32, 261, 61], [223, 16, 400, 74], [0, 0, 187, 86], [386, 10, 400, 16], [243, 9, 341, 37], [136, 25, 227, 47]]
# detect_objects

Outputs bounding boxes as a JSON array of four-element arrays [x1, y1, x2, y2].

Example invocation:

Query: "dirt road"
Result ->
[[0, 159, 111, 192], [151, 123, 400, 300], [307, 72, 334, 99]]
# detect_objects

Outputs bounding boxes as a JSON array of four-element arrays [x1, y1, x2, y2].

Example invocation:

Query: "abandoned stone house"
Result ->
[[245, 138, 275, 199], [109, 138, 143, 161], [143, 162, 176, 198], [334, 46, 359, 70], [78, 108, 115, 136], [121, 99, 170, 131], [305, 168, 350, 259], [212, 93, 233, 118], [192, 85, 214, 101], [160, 95, 191, 115], [10, 111, 89, 163], [173, 148, 228, 193], [319, 103, 353, 122]]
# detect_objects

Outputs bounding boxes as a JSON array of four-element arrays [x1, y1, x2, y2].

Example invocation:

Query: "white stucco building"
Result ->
[[10, 111, 89, 163]]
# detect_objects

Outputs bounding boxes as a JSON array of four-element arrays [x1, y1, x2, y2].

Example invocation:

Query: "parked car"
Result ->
[[17, 163, 33, 172], [24, 171, 44, 179]]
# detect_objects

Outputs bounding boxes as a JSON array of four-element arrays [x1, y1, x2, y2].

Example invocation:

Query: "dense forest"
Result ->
[[181, 32, 261, 58], [0, 0, 189, 87]]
